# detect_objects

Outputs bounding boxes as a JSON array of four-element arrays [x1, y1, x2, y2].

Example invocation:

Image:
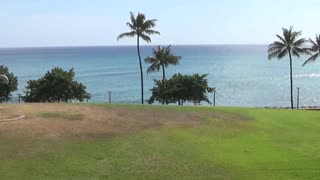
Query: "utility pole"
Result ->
[[297, 87, 300, 109], [108, 91, 112, 104], [213, 88, 216, 107], [17, 94, 21, 103]]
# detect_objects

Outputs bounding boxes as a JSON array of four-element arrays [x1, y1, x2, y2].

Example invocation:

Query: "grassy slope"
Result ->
[[1, 104, 320, 179]]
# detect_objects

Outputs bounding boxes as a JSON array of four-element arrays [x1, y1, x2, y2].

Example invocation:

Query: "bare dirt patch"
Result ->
[[0, 104, 249, 140]]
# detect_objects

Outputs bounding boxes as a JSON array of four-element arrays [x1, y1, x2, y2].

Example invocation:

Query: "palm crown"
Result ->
[[268, 27, 308, 60], [145, 45, 182, 81], [302, 34, 320, 66], [117, 12, 160, 42]]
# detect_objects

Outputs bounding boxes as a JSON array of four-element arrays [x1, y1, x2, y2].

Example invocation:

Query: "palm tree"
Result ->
[[145, 45, 182, 82], [302, 34, 320, 66], [117, 12, 160, 104], [268, 26, 309, 109]]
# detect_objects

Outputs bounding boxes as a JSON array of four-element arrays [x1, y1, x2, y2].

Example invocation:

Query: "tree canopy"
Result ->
[[148, 73, 214, 105], [24, 67, 90, 103], [0, 65, 18, 103]]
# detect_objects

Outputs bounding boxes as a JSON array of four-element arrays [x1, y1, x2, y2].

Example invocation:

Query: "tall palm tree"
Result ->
[[268, 26, 309, 109], [302, 34, 320, 66], [117, 12, 160, 104], [145, 45, 182, 82]]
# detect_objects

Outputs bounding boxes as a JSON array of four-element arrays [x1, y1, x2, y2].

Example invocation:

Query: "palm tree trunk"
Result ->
[[161, 63, 165, 105], [137, 35, 144, 104], [161, 63, 165, 82], [288, 51, 294, 109]]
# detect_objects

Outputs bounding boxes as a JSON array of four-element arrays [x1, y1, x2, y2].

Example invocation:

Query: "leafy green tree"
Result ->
[[117, 12, 160, 104], [0, 65, 18, 103], [268, 27, 309, 109], [302, 34, 320, 66], [147, 80, 170, 105], [189, 74, 214, 105], [148, 73, 214, 105], [24, 67, 90, 102], [145, 45, 182, 82]]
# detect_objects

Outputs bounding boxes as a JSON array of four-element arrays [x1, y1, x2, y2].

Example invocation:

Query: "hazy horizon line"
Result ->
[[0, 44, 269, 49]]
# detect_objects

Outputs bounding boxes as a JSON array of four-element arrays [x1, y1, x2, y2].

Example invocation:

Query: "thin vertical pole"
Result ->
[[108, 91, 112, 104], [297, 88, 300, 109], [213, 90, 216, 107]]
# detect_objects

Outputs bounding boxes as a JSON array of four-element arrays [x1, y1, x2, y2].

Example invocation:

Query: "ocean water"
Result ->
[[1, 45, 320, 107]]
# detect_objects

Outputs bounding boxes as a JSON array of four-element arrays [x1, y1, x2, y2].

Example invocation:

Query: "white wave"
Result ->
[[292, 73, 320, 78]]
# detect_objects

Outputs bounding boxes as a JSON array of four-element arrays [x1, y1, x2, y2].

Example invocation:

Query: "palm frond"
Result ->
[[144, 30, 160, 35], [302, 34, 320, 67], [308, 38, 318, 51], [268, 48, 288, 60], [316, 34, 320, 46], [277, 49, 288, 59], [308, 36, 320, 53], [302, 53, 320, 66], [268, 41, 286, 54], [165, 45, 172, 52], [291, 49, 300, 58], [136, 13, 146, 27], [293, 38, 306, 47], [142, 19, 158, 29], [117, 31, 136, 40], [146, 63, 161, 74], [144, 57, 157, 64], [129, 12, 137, 27], [276, 35, 287, 44], [291, 31, 302, 42], [292, 47, 311, 56], [268, 41, 286, 58], [126, 23, 137, 31], [140, 34, 151, 43], [164, 55, 182, 67], [268, 49, 282, 60]]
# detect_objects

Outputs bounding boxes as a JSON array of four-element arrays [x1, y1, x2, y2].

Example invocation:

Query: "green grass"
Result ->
[[1, 105, 320, 179]]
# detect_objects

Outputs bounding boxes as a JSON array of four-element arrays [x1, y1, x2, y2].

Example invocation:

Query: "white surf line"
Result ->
[[0, 114, 25, 122]]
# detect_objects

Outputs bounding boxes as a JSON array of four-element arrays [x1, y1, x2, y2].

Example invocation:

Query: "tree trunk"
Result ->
[[289, 51, 294, 110], [161, 63, 165, 105], [137, 35, 144, 104], [161, 63, 165, 83]]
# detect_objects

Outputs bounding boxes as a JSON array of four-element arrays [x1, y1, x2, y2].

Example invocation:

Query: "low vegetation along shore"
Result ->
[[0, 103, 319, 179]]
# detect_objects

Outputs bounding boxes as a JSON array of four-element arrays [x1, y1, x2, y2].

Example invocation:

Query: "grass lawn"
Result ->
[[0, 104, 320, 179]]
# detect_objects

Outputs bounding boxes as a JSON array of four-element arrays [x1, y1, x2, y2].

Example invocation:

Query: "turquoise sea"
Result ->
[[1, 45, 319, 107]]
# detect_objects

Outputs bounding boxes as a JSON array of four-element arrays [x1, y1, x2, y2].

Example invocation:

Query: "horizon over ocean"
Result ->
[[1, 44, 320, 107], [0, 44, 270, 49]]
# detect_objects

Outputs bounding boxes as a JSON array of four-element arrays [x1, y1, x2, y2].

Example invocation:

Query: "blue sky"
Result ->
[[0, 0, 319, 47]]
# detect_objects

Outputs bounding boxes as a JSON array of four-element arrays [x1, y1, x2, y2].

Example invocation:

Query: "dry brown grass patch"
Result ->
[[0, 104, 249, 140]]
